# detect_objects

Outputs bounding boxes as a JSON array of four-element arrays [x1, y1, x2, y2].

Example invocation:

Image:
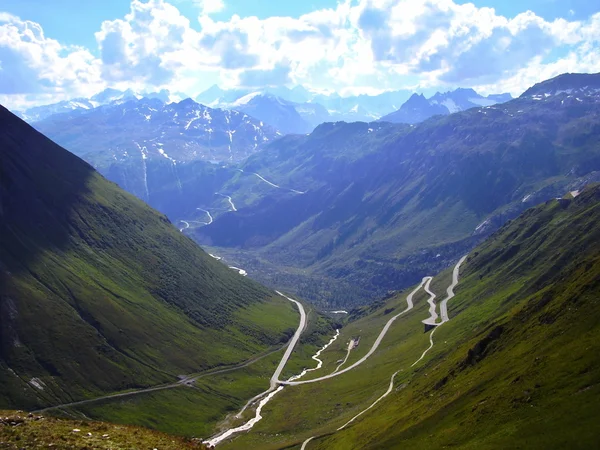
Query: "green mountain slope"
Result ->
[[316, 186, 600, 449], [192, 75, 600, 307], [214, 185, 600, 449], [0, 106, 298, 410]]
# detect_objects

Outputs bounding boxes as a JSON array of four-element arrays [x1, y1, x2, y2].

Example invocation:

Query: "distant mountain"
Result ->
[[294, 101, 331, 129], [381, 93, 449, 124], [0, 105, 298, 410], [16, 98, 98, 123], [197, 85, 314, 108], [188, 74, 599, 307], [196, 85, 413, 123], [487, 93, 513, 103], [521, 72, 600, 97], [381, 88, 513, 124], [15, 88, 188, 123], [312, 90, 412, 121], [35, 97, 278, 166], [231, 93, 313, 134], [197, 84, 511, 128], [33, 97, 278, 217]]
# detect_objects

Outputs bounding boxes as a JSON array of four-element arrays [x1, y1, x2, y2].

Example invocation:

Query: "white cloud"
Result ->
[[1, 0, 599, 109], [0, 12, 20, 23], [195, 0, 225, 15], [0, 13, 101, 100], [95, 0, 195, 87]]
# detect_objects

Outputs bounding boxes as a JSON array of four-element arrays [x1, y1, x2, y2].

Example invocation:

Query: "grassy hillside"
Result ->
[[214, 185, 600, 449], [0, 105, 299, 410], [0, 410, 207, 449]]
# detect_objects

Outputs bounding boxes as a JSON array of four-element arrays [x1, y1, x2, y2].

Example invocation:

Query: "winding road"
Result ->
[[196, 208, 213, 225], [216, 193, 237, 212], [299, 256, 468, 449], [420, 277, 438, 326], [206, 291, 307, 447], [34, 344, 289, 415], [235, 168, 306, 194], [280, 277, 430, 386], [439, 255, 468, 323], [228, 266, 248, 276]]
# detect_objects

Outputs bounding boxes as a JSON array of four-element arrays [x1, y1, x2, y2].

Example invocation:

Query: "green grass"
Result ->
[[50, 301, 335, 439], [211, 185, 600, 449], [0, 106, 299, 412], [0, 410, 206, 449]]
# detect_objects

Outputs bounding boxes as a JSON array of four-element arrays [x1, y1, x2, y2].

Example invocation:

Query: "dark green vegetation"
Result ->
[[0, 105, 299, 411], [313, 184, 600, 449], [0, 410, 207, 449], [192, 73, 600, 307], [51, 304, 336, 439], [217, 184, 600, 449]]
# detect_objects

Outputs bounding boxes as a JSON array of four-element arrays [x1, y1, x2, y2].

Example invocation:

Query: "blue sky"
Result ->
[[4, 0, 596, 48], [0, 0, 599, 109]]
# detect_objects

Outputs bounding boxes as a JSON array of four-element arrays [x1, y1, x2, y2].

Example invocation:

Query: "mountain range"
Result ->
[[14, 84, 512, 137], [14, 88, 187, 123], [380, 88, 513, 124], [198, 85, 512, 127], [185, 73, 600, 307], [0, 72, 599, 449], [31, 97, 278, 216]]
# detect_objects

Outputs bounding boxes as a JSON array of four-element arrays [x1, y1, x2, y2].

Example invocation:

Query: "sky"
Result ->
[[0, 0, 599, 109]]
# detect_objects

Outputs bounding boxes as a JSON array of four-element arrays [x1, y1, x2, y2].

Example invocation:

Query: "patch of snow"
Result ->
[[158, 148, 177, 163], [29, 378, 46, 391], [184, 110, 202, 130], [70, 101, 93, 109], [232, 91, 262, 107], [475, 219, 490, 233], [442, 98, 460, 113]]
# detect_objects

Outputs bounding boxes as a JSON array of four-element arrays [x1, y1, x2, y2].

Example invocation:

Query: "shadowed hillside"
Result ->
[[0, 106, 298, 410]]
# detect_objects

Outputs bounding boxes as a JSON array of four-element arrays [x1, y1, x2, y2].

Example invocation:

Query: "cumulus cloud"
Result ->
[[0, 14, 100, 98], [195, 0, 600, 94], [195, 0, 225, 15], [95, 0, 192, 86], [1, 0, 600, 109]]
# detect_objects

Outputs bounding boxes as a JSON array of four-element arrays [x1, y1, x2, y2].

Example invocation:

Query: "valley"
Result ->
[[1, 69, 599, 450]]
